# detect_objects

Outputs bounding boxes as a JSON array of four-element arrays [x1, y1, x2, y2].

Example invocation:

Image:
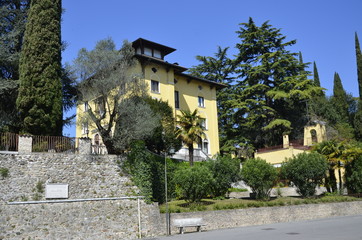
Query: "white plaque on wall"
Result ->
[[45, 184, 69, 199]]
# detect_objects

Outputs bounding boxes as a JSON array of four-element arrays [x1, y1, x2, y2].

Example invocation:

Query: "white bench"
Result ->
[[173, 218, 206, 234]]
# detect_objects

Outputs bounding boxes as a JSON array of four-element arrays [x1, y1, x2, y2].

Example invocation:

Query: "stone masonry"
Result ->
[[0, 153, 163, 239]]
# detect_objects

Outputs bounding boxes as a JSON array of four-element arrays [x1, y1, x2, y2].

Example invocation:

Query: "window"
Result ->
[[84, 101, 89, 112], [153, 49, 161, 58], [95, 98, 105, 116], [82, 122, 88, 135], [200, 118, 206, 129], [203, 140, 209, 154], [94, 134, 100, 145], [144, 47, 152, 56], [198, 139, 209, 154], [198, 96, 204, 107], [175, 91, 180, 109], [151, 80, 159, 93]]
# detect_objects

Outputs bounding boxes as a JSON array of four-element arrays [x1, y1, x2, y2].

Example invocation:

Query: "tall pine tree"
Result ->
[[234, 18, 321, 148], [0, 0, 30, 131], [16, 0, 62, 135]]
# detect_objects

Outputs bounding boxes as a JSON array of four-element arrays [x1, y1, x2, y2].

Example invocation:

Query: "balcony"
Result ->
[[171, 147, 210, 162]]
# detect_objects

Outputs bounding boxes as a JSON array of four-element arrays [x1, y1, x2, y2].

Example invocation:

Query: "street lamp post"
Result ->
[[165, 147, 174, 236]]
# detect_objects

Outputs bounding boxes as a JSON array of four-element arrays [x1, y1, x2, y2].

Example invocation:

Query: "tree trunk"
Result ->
[[99, 131, 116, 154], [188, 144, 194, 167]]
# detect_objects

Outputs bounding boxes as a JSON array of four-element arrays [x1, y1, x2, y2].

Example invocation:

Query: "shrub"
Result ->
[[345, 155, 362, 194], [241, 158, 278, 200], [282, 152, 328, 198], [125, 141, 180, 203], [206, 155, 241, 197], [174, 165, 213, 203], [0, 167, 9, 179]]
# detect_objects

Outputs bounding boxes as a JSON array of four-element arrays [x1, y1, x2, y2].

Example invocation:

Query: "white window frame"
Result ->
[[203, 140, 209, 154], [82, 122, 88, 135], [198, 96, 205, 108], [200, 118, 207, 130]]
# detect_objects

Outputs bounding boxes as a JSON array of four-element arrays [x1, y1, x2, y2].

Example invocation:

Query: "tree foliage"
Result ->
[[74, 38, 148, 153], [206, 155, 241, 197], [331, 72, 350, 124], [174, 165, 213, 203], [241, 158, 278, 200], [16, 0, 63, 135], [313, 61, 321, 88], [113, 97, 160, 152], [282, 152, 328, 198], [345, 155, 362, 194], [234, 18, 322, 148], [143, 97, 182, 154], [0, 0, 30, 131], [125, 141, 180, 203], [356, 32, 362, 100], [189, 18, 322, 153], [0, 0, 30, 80]]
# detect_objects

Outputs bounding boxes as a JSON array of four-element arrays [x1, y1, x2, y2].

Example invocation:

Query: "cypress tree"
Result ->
[[298, 51, 304, 64], [356, 32, 362, 100], [16, 0, 62, 135], [354, 100, 362, 140], [331, 72, 349, 123], [313, 61, 321, 87]]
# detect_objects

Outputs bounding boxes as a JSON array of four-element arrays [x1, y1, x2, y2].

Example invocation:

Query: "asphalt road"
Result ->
[[148, 215, 362, 240]]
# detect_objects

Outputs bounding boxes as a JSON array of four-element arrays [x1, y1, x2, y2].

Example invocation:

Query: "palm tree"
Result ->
[[313, 140, 347, 192], [176, 109, 206, 166]]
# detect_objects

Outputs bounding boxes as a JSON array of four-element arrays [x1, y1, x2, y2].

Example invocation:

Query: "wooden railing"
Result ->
[[0, 132, 18, 151]]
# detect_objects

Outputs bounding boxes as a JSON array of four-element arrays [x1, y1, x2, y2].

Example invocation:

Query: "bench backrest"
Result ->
[[173, 218, 203, 226]]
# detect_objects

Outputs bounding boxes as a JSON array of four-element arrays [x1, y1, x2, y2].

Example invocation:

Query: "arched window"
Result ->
[[310, 129, 317, 143], [94, 134, 100, 146]]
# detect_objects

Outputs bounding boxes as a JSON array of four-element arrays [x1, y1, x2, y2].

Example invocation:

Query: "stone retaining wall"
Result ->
[[0, 153, 134, 202], [166, 201, 362, 234], [0, 153, 163, 239]]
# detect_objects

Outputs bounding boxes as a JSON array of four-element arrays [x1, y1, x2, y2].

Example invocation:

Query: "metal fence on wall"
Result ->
[[32, 135, 77, 153], [0, 132, 18, 151]]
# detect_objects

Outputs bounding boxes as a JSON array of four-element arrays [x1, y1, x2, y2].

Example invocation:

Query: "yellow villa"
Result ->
[[76, 38, 225, 160], [255, 122, 327, 166]]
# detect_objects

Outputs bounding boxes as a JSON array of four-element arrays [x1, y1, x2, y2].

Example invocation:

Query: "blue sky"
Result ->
[[61, 0, 362, 136]]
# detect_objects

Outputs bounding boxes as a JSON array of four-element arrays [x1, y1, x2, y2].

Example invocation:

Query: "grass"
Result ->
[[159, 195, 361, 213]]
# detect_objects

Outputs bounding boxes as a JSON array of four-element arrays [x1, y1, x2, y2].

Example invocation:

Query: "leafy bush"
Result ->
[[206, 155, 241, 197], [241, 158, 278, 200], [345, 155, 362, 194], [282, 152, 328, 198], [174, 165, 213, 203]]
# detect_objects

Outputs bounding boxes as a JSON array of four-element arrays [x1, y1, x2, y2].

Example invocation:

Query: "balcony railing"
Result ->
[[92, 144, 107, 155], [171, 147, 210, 161]]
